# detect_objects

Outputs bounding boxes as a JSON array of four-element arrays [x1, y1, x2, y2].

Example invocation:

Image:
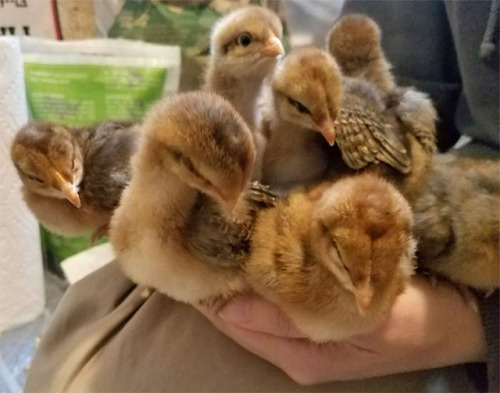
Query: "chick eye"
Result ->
[[28, 175, 44, 184], [236, 33, 253, 47], [331, 237, 350, 274], [288, 97, 311, 115], [331, 237, 339, 251]]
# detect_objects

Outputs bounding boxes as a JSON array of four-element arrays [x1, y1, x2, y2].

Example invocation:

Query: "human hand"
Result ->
[[195, 275, 486, 385]]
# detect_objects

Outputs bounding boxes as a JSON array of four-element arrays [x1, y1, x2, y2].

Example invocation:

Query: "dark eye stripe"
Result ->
[[23, 172, 45, 184], [14, 165, 44, 184], [321, 221, 350, 273], [165, 146, 214, 189], [28, 174, 44, 183], [71, 140, 77, 170], [332, 238, 350, 274], [287, 97, 311, 115]]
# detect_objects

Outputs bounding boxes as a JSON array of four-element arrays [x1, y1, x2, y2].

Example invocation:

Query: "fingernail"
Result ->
[[218, 297, 250, 323]]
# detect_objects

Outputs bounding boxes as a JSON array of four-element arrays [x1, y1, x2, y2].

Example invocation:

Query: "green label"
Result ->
[[24, 62, 167, 127]]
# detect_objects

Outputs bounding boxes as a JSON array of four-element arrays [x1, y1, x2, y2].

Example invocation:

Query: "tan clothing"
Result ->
[[25, 262, 476, 392]]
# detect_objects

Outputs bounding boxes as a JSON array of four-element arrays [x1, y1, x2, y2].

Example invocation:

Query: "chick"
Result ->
[[246, 173, 416, 342], [260, 48, 341, 189], [327, 14, 438, 198], [413, 154, 500, 291], [261, 47, 420, 198], [204, 5, 284, 130], [327, 13, 395, 93], [204, 6, 284, 181], [11, 121, 138, 241], [109, 91, 262, 303]]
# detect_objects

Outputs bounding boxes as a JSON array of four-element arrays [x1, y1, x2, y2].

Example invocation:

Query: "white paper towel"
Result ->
[[0, 37, 45, 330]]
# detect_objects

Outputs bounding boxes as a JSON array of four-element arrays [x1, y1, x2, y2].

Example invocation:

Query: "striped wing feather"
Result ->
[[334, 107, 411, 173]]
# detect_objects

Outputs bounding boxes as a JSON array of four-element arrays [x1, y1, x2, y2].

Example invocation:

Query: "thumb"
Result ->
[[217, 293, 306, 338]]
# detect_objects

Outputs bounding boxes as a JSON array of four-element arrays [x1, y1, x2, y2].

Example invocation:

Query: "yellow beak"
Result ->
[[261, 35, 285, 57], [62, 184, 81, 208], [318, 122, 336, 146], [55, 172, 81, 208], [212, 185, 242, 216], [355, 278, 374, 312]]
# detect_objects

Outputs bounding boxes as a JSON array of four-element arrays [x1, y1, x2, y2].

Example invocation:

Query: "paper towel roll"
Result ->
[[0, 37, 45, 330]]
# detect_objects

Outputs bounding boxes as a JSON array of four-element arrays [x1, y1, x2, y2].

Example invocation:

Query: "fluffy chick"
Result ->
[[11, 121, 138, 241], [109, 91, 262, 303], [246, 173, 416, 342], [204, 6, 284, 180], [413, 154, 500, 291], [260, 48, 341, 189], [204, 5, 284, 130], [327, 13, 396, 93], [327, 14, 438, 198], [261, 47, 419, 198]]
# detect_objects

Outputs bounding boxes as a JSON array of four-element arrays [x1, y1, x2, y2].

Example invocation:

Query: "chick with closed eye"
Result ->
[[109, 91, 267, 303], [246, 173, 416, 342], [11, 121, 138, 242]]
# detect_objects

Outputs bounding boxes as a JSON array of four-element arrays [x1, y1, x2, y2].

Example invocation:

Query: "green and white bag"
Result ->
[[21, 37, 181, 126]]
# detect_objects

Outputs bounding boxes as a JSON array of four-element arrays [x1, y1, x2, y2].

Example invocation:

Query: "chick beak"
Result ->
[[318, 122, 336, 146], [61, 183, 81, 208], [211, 185, 241, 215], [355, 278, 374, 313], [261, 34, 285, 57], [223, 194, 240, 215], [56, 172, 81, 208]]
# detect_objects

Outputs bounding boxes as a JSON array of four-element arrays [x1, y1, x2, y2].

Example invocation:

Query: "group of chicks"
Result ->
[[11, 6, 499, 342]]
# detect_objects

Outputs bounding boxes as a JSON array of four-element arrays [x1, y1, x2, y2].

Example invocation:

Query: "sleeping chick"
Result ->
[[327, 14, 437, 199], [204, 5, 284, 130], [413, 154, 500, 291], [11, 121, 138, 241], [109, 91, 261, 303], [261, 47, 422, 199], [246, 173, 416, 342]]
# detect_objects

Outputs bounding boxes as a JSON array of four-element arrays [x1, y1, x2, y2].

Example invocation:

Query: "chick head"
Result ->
[[141, 91, 256, 213], [210, 6, 284, 79], [327, 14, 382, 72], [11, 123, 83, 207], [310, 174, 415, 314], [271, 47, 342, 146]]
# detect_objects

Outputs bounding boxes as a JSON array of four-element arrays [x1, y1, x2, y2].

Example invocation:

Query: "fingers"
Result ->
[[196, 308, 392, 385], [194, 294, 390, 384], [196, 293, 305, 338], [194, 275, 487, 385]]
